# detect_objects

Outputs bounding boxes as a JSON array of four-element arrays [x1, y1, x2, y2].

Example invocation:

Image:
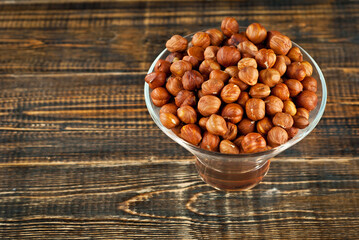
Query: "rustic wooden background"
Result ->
[[0, 0, 358, 239]]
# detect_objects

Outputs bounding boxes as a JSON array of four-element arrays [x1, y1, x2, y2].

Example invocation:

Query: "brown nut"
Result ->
[[229, 77, 249, 91], [265, 95, 284, 116], [257, 117, 273, 135], [238, 118, 256, 135], [237, 40, 258, 58], [287, 47, 303, 62], [227, 32, 248, 47], [255, 48, 276, 69], [233, 136, 245, 148], [301, 61, 313, 76], [170, 60, 192, 77], [259, 68, 281, 87], [206, 114, 228, 136], [286, 62, 306, 81], [182, 70, 204, 91], [175, 90, 196, 107], [177, 105, 197, 124], [201, 78, 224, 95], [273, 56, 287, 76], [160, 112, 180, 129], [199, 59, 221, 77], [238, 66, 259, 86], [180, 124, 202, 145], [221, 103, 244, 124], [277, 55, 291, 66], [145, 71, 167, 89], [245, 98, 265, 121], [200, 131, 220, 152], [301, 76, 318, 92], [166, 76, 183, 96], [241, 132, 267, 153], [249, 83, 271, 99], [237, 91, 250, 107], [268, 33, 292, 55], [246, 23, 267, 44], [296, 90, 318, 111], [166, 35, 188, 52], [217, 46, 241, 67], [182, 56, 199, 68], [154, 59, 171, 75], [221, 17, 239, 37], [283, 100, 297, 116], [285, 79, 303, 97], [160, 102, 178, 115], [293, 115, 309, 129], [204, 46, 220, 61], [199, 117, 209, 130], [223, 122, 238, 141], [220, 140, 240, 154], [221, 83, 241, 103], [271, 83, 290, 100], [287, 127, 299, 139], [238, 57, 257, 70], [187, 46, 205, 61], [224, 66, 239, 78], [206, 29, 224, 46], [198, 95, 222, 116], [267, 126, 288, 147], [192, 32, 211, 49], [209, 69, 230, 82], [296, 108, 309, 120], [151, 87, 171, 107], [165, 52, 183, 63], [272, 112, 294, 130]]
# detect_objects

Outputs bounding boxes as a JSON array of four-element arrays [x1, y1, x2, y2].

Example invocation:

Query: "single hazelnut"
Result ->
[[273, 56, 287, 76], [180, 124, 202, 145], [229, 77, 249, 91], [220, 140, 240, 154], [293, 115, 309, 129], [221, 17, 239, 37], [287, 47, 303, 62], [170, 60, 192, 77], [182, 56, 199, 68], [241, 132, 267, 153], [199, 117, 209, 130], [277, 55, 291, 66], [227, 32, 248, 47], [198, 95, 222, 116], [246, 23, 267, 44], [171, 123, 184, 137], [237, 40, 258, 58], [154, 59, 171, 75], [283, 100, 297, 116], [271, 83, 290, 101], [285, 79, 303, 97], [245, 98, 266, 121], [160, 102, 178, 115], [221, 83, 241, 103], [165, 52, 183, 63], [201, 78, 224, 95], [257, 117, 273, 135], [223, 122, 238, 141], [286, 62, 306, 81], [197, 89, 204, 99], [182, 70, 204, 91], [224, 66, 239, 78], [287, 127, 299, 139], [268, 33, 292, 55], [249, 83, 271, 99], [199, 59, 221, 77], [166, 76, 183, 96], [187, 46, 205, 61], [177, 105, 197, 124], [267, 126, 288, 147], [151, 87, 171, 107], [233, 136, 244, 148], [221, 103, 244, 124], [217, 46, 241, 67], [255, 48, 276, 69], [272, 112, 294, 130], [259, 68, 281, 87], [206, 114, 228, 136], [264, 95, 284, 116], [301, 76, 318, 92], [205, 29, 224, 46], [192, 32, 211, 49], [238, 57, 257, 70], [296, 90, 318, 111], [209, 69, 230, 82], [204, 46, 220, 61], [160, 112, 180, 129], [296, 108, 309, 120], [238, 66, 259, 86], [200, 131, 220, 152], [166, 35, 188, 52], [237, 91, 250, 107], [175, 90, 196, 107], [145, 71, 167, 89], [301, 61, 313, 76], [238, 118, 256, 135]]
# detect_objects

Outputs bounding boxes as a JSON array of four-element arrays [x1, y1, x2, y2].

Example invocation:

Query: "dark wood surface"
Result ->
[[0, 0, 358, 239]]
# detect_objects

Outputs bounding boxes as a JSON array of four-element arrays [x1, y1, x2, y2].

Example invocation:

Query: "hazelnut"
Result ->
[[180, 124, 202, 145], [287, 47, 303, 62], [283, 100, 297, 116], [201, 78, 224, 95], [145, 71, 167, 89], [198, 95, 222, 116], [197, 89, 204, 99], [182, 56, 199, 68], [199, 59, 221, 77], [272, 112, 294, 130], [277, 55, 291, 66], [200, 131, 220, 152], [192, 32, 211, 49], [220, 140, 240, 154], [170, 60, 192, 77], [257, 117, 273, 135], [287, 127, 299, 139], [166, 35, 188, 52], [175, 90, 196, 107], [255, 48, 276, 69], [166, 76, 183, 96], [273, 56, 287, 76], [171, 123, 183, 137], [249, 83, 271, 99], [223, 122, 238, 140], [237, 41, 258, 58], [151, 87, 171, 107], [182, 70, 204, 91], [296, 90, 318, 111], [272, 83, 290, 100], [221, 103, 244, 124], [293, 115, 309, 129], [259, 68, 281, 87], [237, 91, 250, 107], [267, 126, 288, 147], [238, 66, 259, 86], [238, 118, 256, 135], [224, 66, 239, 78], [246, 23, 267, 44], [187, 46, 205, 61], [160, 112, 180, 129], [199, 117, 209, 130], [265, 95, 284, 116], [286, 62, 306, 81], [206, 29, 224, 46], [268, 33, 292, 55], [301, 61, 313, 76], [206, 114, 228, 136], [221, 17, 239, 37], [221, 83, 241, 103], [160, 102, 178, 115], [285, 79, 303, 97], [217, 46, 241, 67], [204, 46, 220, 61], [238, 57, 257, 70], [301, 76, 318, 92], [154, 59, 171, 75], [165, 52, 183, 63], [233, 136, 244, 148], [296, 108, 309, 120], [227, 32, 248, 47], [177, 105, 197, 124], [245, 98, 266, 121], [209, 69, 230, 82], [229, 77, 249, 91], [241, 132, 267, 153]]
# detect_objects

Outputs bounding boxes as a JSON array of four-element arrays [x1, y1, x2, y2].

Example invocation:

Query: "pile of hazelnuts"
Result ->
[[145, 17, 318, 154]]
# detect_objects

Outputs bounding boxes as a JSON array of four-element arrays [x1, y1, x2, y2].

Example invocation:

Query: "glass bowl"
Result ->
[[144, 31, 327, 191]]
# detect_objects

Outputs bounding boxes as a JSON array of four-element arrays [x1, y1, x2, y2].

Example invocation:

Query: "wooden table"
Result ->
[[0, 0, 358, 239]]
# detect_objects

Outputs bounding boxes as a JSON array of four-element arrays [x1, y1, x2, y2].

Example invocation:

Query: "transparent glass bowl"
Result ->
[[144, 31, 327, 191]]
